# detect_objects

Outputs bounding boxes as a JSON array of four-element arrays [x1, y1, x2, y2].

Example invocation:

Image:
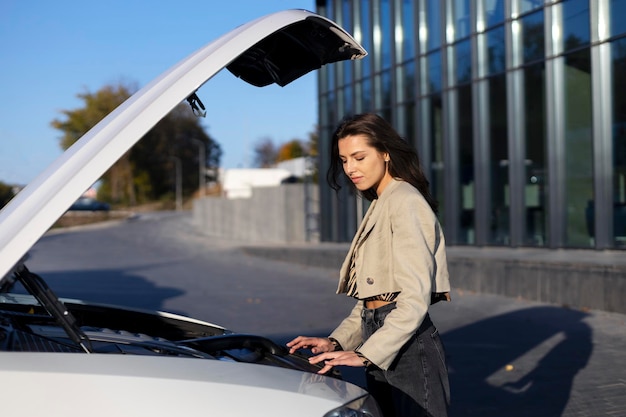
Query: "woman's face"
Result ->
[[338, 134, 392, 196]]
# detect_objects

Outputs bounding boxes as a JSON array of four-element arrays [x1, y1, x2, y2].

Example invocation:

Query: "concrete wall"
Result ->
[[193, 183, 319, 243], [240, 244, 626, 315]]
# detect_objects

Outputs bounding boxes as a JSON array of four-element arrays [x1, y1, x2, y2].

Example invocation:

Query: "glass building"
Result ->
[[315, 0, 626, 250]]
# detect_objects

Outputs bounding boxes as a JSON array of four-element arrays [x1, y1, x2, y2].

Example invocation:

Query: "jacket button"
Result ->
[[366, 277, 374, 285]]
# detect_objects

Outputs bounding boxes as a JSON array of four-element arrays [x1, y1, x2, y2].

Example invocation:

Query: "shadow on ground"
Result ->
[[271, 306, 591, 417]]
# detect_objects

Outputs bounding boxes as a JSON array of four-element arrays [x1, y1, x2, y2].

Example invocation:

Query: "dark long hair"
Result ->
[[326, 113, 438, 213]]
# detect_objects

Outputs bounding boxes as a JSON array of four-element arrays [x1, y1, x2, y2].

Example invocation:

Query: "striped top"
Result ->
[[345, 249, 399, 302]]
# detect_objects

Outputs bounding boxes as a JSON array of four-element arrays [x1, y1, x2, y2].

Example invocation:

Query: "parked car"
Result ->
[[0, 9, 376, 417], [68, 197, 110, 211]]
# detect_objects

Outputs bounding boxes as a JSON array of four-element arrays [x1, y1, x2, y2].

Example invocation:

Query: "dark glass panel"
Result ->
[[458, 84, 474, 244], [562, 0, 590, 52], [524, 62, 547, 246], [456, 39, 472, 85], [522, 9, 545, 64], [486, 25, 506, 75], [489, 74, 510, 245]]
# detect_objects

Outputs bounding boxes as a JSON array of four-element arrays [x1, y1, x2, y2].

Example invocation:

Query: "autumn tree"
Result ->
[[276, 139, 305, 162], [51, 82, 221, 206]]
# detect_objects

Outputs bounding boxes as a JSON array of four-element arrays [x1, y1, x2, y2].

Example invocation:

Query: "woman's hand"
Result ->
[[308, 351, 367, 374], [286, 336, 334, 355]]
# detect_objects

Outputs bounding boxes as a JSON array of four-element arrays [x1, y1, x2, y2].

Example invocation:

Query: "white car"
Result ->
[[0, 9, 378, 417]]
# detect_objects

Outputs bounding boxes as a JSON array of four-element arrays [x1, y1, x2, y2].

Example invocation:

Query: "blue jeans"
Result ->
[[361, 303, 450, 417]]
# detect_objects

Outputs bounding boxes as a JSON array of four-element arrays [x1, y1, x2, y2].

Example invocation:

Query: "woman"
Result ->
[[287, 113, 451, 417]]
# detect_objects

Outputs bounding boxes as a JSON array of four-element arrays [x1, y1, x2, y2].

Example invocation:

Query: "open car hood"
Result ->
[[0, 9, 366, 281]]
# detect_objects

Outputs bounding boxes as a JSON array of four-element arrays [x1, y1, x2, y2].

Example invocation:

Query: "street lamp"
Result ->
[[191, 138, 206, 198]]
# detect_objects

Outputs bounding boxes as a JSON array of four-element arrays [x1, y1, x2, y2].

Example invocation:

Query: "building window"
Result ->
[[489, 73, 509, 245], [485, 0, 505, 28], [452, 0, 472, 40], [458, 84, 474, 244], [524, 62, 547, 246], [401, 0, 416, 60], [610, 0, 626, 39], [427, 51, 443, 93], [426, 0, 442, 51], [486, 24, 506, 75], [611, 37, 626, 245], [424, 94, 446, 220], [563, 48, 593, 247], [521, 9, 545, 65], [562, 0, 590, 52], [455, 38, 472, 85]]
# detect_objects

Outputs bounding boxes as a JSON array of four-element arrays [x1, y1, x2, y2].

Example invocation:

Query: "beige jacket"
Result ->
[[329, 178, 451, 370]]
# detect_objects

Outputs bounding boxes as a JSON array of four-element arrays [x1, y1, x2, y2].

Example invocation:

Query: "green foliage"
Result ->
[[0, 181, 15, 209], [51, 82, 222, 206]]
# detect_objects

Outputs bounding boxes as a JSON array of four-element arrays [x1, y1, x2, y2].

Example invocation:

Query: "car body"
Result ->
[[0, 9, 377, 417], [68, 197, 110, 211]]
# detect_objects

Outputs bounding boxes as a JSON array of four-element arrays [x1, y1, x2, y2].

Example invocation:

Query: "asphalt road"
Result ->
[[27, 211, 626, 417]]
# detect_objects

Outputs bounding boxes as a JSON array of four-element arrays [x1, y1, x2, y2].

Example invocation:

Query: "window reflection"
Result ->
[[562, 0, 590, 52], [426, 0, 442, 51], [485, 0, 505, 28], [402, 0, 415, 60], [486, 25, 506, 75], [361, 0, 372, 79], [521, 10, 545, 64], [453, 0, 471, 40], [427, 51, 443, 93], [610, 0, 626, 38], [524, 63, 547, 246], [611, 38, 626, 246], [489, 74, 509, 245], [458, 84, 474, 244], [564, 48, 593, 247], [425, 95, 445, 220], [455, 39, 472, 85]]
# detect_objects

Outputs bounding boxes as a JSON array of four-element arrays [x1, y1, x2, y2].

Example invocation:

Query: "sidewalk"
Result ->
[[241, 242, 626, 417]]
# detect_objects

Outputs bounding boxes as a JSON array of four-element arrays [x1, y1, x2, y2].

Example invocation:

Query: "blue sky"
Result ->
[[0, 0, 317, 185]]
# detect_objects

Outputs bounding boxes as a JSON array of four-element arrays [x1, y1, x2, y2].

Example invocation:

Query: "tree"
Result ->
[[253, 137, 278, 168], [0, 181, 15, 209], [276, 139, 305, 162], [51, 82, 221, 206]]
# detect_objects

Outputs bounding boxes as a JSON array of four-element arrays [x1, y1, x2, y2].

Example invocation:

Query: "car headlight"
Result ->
[[323, 394, 382, 417]]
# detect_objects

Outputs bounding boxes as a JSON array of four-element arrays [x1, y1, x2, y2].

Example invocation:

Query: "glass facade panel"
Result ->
[[563, 48, 593, 247], [381, 69, 392, 113], [486, 25, 506, 75], [317, 0, 625, 249], [404, 60, 416, 101], [402, 0, 416, 60], [427, 51, 443, 93], [426, 0, 442, 51], [610, 0, 626, 38], [361, 0, 372, 79], [612, 38, 626, 244], [453, 0, 471, 40], [455, 39, 472, 85], [458, 85, 474, 244], [520, 0, 544, 14], [562, 0, 590, 51], [426, 95, 446, 220], [489, 74, 510, 244], [380, 0, 392, 70], [485, 0, 505, 28], [524, 63, 547, 246], [521, 9, 545, 64]]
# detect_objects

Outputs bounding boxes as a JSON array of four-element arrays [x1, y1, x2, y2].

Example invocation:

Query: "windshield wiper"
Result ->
[[14, 264, 93, 353]]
